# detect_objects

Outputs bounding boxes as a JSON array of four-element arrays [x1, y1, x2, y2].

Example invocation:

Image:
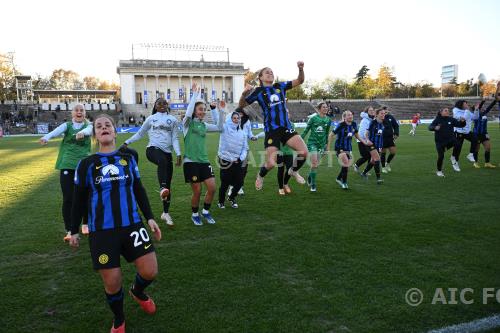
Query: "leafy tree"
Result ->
[[355, 65, 369, 83], [49, 69, 80, 90], [83, 76, 100, 90], [375, 65, 396, 98], [0, 53, 18, 100]]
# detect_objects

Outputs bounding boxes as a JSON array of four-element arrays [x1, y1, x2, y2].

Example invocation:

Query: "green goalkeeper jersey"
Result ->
[[301, 114, 331, 148]]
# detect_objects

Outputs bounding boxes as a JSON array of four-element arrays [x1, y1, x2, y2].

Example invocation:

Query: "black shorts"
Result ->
[[89, 223, 155, 270], [477, 133, 490, 143], [264, 127, 298, 148], [183, 162, 214, 183], [357, 142, 371, 159], [383, 137, 396, 148]]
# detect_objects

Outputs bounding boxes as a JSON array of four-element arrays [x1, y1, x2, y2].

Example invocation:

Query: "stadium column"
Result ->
[[222, 76, 226, 102], [178, 76, 182, 101], [189, 76, 193, 102], [155, 75, 159, 98], [167, 75, 170, 100], [211, 76, 215, 100], [143, 75, 148, 106]]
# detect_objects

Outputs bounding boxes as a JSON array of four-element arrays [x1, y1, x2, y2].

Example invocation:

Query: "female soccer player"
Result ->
[[380, 108, 399, 173], [301, 102, 331, 192], [409, 112, 421, 136], [473, 95, 499, 168], [239, 62, 308, 190], [70, 114, 161, 333], [429, 108, 466, 176], [451, 100, 480, 171], [183, 83, 224, 226], [121, 97, 182, 227], [360, 109, 385, 184], [353, 106, 375, 173], [217, 111, 248, 208], [328, 110, 368, 189], [227, 107, 260, 197], [39, 103, 92, 241]]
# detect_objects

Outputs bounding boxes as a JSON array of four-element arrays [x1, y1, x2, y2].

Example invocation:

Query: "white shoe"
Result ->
[[466, 153, 475, 163], [217, 203, 225, 209], [436, 171, 445, 177], [288, 168, 305, 184], [385, 163, 391, 172], [381, 167, 388, 174], [238, 187, 244, 195], [353, 164, 360, 174], [227, 185, 233, 197], [161, 212, 174, 227], [452, 163, 461, 172]]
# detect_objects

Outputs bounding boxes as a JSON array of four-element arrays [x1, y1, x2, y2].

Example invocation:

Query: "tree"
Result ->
[[49, 69, 80, 90], [375, 65, 396, 98], [355, 65, 369, 83], [415, 83, 439, 98], [286, 84, 308, 100], [0, 52, 18, 101], [83, 76, 100, 90], [481, 80, 498, 98], [31, 74, 51, 90]]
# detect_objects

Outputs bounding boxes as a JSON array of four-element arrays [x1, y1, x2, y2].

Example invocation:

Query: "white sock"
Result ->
[[192, 212, 199, 217], [202, 209, 209, 215]]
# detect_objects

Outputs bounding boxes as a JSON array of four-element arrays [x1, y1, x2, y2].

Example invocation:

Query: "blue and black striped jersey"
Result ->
[[333, 121, 358, 151], [245, 81, 293, 132], [368, 121, 384, 149], [473, 100, 499, 135], [73, 150, 151, 233]]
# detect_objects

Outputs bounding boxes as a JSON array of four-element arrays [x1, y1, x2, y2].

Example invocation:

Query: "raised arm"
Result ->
[[183, 83, 199, 136], [239, 84, 254, 109], [206, 100, 225, 132], [291, 61, 305, 88], [124, 116, 152, 145]]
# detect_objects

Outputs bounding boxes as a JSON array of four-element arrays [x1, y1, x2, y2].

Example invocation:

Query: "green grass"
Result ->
[[1, 125, 500, 333]]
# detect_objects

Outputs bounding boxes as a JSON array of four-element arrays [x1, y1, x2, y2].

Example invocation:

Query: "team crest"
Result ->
[[98, 254, 109, 264], [192, 176, 198, 181], [119, 159, 128, 166], [268, 138, 273, 144], [275, 89, 281, 93]]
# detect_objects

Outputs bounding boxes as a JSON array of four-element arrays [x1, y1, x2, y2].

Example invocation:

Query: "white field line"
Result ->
[[427, 314, 500, 333]]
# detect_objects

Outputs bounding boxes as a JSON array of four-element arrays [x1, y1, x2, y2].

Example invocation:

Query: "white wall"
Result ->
[[120, 74, 135, 104], [232, 75, 244, 104]]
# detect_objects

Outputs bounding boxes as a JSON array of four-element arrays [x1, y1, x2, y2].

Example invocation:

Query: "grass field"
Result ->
[[1, 124, 500, 333]]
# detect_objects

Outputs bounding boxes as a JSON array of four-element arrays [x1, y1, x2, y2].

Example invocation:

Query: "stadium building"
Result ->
[[117, 44, 246, 118]]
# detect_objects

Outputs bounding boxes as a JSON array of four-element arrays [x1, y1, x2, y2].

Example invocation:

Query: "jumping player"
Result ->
[[70, 114, 161, 333], [239, 62, 308, 190]]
